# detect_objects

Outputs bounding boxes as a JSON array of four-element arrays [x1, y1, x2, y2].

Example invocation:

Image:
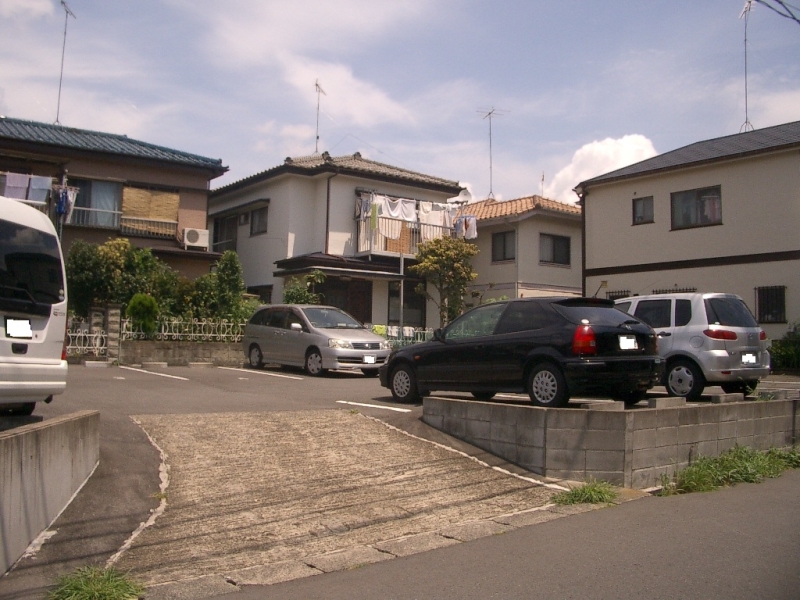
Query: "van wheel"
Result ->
[[665, 359, 705, 401], [305, 349, 327, 376], [528, 363, 569, 408], [1, 403, 35, 417], [721, 380, 759, 396], [248, 345, 263, 369], [390, 364, 420, 403]]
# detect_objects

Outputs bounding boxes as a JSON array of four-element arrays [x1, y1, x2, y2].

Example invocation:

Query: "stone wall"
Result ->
[[422, 397, 799, 488], [118, 340, 245, 366]]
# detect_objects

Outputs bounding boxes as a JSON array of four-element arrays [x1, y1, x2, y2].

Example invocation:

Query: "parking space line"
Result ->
[[119, 366, 189, 381], [218, 366, 304, 380], [336, 400, 411, 413]]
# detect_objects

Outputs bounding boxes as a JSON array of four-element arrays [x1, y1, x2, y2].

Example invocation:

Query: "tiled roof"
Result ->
[[212, 151, 463, 195], [578, 120, 800, 189], [0, 116, 226, 173], [468, 195, 581, 221]]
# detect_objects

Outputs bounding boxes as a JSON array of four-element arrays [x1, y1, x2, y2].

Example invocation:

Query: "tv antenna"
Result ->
[[477, 107, 507, 199], [55, 0, 76, 126], [739, 1, 755, 132], [315, 79, 326, 153]]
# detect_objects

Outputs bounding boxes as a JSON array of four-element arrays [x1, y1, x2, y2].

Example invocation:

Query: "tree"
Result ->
[[214, 250, 248, 319], [282, 270, 326, 304], [409, 236, 478, 326]]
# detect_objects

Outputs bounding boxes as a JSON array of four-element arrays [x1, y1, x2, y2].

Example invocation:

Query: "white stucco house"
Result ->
[[575, 120, 800, 339], [463, 195, 582, 306], [207, 152, 464, 328]]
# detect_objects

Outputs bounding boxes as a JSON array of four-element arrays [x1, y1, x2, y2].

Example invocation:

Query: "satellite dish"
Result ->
[[449, 188, 472, 204]]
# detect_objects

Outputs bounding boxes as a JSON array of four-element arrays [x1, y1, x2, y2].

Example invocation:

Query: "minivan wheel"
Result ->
[[390, 364, 420, 403], [665, 359, 705, 401], [248, 345, 263, 369], [528, 363, 569, 408], [305, 349, 326, 376], [720, 380, 759, 396]]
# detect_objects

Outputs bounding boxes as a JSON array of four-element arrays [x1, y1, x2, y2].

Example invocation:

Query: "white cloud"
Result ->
[[0, 0, 52, 19], [544, 135, 658, 203], [751, 88, 800, 128]]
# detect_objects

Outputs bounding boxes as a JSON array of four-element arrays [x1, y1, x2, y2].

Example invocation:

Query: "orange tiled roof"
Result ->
[[467, 195, 581, 221]]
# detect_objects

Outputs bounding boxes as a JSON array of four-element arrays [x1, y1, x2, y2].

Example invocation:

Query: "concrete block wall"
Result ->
[[0, 411, 100, 574], [118, 340, 245, 366], [422, 397, 799, 488]]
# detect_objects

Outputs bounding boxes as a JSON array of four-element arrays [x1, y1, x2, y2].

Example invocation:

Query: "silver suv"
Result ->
[[615, 293, 770, 400]]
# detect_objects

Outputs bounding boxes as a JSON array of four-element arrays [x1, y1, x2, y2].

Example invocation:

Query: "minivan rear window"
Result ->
[[704, 297, 757, 328], [0, 218, 64, 316], [553, 304, 640, 327]]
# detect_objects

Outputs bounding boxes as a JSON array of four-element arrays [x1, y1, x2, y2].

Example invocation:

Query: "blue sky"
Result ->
[[1, 0, 799, 203]]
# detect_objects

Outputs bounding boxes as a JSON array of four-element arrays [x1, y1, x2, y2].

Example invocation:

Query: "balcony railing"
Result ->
[[68, 206, 121, 228], [212, 239, 237, 253], [120, 216, 178, 239], [357, 217, 452, 256]]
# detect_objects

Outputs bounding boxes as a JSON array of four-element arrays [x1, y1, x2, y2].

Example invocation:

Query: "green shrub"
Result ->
[[49, 566, 144, 600], [126, 293, 158, 335], [553, 479, 618, 505]]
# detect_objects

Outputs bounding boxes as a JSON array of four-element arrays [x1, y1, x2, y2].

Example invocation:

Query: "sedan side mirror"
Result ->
[[433, 328, 445, 342]]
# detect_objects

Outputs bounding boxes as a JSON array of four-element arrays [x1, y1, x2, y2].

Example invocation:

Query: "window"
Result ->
[[495, 301, 551, 334], [250, 206, 268, 236], [632, 196, 654, 224], [675, 299, 692, 326], [70, 178, 122, 228], [491, 231, 515, 262], [446, 302, 506, 340], [213, 215, 237, 252], [671, 186, 722, 229], [756, 286, 786, 323], [633, 299, 671, 328], [540, 233, 570, 266]]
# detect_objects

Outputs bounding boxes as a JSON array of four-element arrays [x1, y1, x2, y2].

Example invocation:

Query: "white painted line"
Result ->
[[336, 400, 411, 413], [118, 366, 188, 380], [218, 366, 303, 380]]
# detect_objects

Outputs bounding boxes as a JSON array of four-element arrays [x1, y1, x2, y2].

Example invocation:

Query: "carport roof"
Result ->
[[273, 252, 404, 280]]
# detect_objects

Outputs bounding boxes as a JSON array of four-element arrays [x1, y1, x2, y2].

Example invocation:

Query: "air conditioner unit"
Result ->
[[182, 228, 210, 250]]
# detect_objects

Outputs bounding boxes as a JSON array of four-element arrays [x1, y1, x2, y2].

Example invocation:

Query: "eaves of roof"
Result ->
[[0, 116, 227, 177], [576, 120, 800, 193], [468, 195, 581, 224], [211, 151, 463, 197]]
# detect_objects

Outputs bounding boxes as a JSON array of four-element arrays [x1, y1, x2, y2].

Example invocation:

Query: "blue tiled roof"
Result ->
[[0, 117, 226, 173], [578, 120, 800, 189]]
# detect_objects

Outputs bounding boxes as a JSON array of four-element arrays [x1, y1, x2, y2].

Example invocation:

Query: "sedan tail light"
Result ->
[[572, 325, 597, 355], [703, 329, 738, 341]]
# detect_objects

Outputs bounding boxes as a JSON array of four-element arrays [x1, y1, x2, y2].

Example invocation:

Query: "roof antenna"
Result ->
[[477, 107, 507, 199], [55, 0, 76, 126], [739, 1, 755, 132], [315, 79, 326, 154]]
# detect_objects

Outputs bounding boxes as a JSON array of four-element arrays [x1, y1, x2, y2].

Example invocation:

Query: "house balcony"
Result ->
[[67, 207, 178, 240], [356, 217, 453, 257]]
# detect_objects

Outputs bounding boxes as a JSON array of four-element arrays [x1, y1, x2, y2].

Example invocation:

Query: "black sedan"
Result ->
[[379, 297, 663, 407]]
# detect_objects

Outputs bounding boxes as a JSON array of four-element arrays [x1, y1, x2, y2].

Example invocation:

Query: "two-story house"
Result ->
[[575, 120, 800, 338], [0, 117, 227, 279], [207, 151, 464, 327], [464, 195, 582, 305]]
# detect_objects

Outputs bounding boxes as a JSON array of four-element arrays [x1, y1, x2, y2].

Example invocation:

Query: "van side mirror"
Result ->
[[290, 322, 303, 331]]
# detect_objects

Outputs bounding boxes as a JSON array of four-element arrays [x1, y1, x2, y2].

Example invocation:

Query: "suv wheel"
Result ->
[[528, 363, 569, 408], [720, 380, 759, 396], [390, 364, 420, 403], [665, 359, 705, 401]]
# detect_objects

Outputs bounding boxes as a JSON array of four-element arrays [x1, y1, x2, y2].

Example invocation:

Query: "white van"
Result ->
[[0, 195, 68, 416]]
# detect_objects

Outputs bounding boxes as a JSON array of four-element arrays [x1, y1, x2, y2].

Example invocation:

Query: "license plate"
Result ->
[[618, 335, 638, 350], [5, 318, 32, 339], [741, 353, 757, 365], [363, 355, 376, 364]]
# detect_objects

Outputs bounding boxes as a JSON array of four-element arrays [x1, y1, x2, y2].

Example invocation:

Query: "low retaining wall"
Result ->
[[422, 397, 799, 488], [0, 411, 100, 574], [118, 340, 245, 366]]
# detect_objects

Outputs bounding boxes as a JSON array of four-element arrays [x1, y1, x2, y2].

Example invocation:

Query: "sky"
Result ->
[[1, 1, 799, 204]]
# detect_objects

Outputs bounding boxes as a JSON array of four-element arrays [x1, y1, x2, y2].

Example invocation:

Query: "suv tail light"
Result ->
[[572, 325, 597, 355], [703, 329, 737, 341]]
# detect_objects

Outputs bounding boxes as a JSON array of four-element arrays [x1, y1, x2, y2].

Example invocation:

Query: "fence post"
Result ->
[[105, 304, 122, 362]]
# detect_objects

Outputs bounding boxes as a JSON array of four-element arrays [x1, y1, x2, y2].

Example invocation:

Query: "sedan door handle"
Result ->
[[657, 331, 672, 337]]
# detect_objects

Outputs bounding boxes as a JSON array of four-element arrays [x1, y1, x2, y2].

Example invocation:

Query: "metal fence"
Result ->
[[120, 317, 247, 342]]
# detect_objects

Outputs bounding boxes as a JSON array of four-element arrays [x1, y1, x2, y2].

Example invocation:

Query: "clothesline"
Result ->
[[354, 192, 477, 239]]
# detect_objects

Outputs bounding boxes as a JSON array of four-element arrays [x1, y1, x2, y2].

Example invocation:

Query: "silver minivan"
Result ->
[[242, 304, 392, 376], [1, 195, 68, 416], [615, 292, 770, 399]]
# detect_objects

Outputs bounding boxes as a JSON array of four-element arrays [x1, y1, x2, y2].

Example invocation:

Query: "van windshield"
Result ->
[[0, 218, 65, 316]]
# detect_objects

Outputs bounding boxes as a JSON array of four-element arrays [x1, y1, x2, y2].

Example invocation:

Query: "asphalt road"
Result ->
[[1, 365, 798, 599]]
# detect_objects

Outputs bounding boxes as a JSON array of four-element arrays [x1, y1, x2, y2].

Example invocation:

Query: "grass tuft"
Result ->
[[48, 566, 144, 600], [659, 445, 800, 496], [553, 479, 618, 505]]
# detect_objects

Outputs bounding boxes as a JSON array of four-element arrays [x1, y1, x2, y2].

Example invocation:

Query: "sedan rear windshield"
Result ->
[[553, 304, 641, 327], [0, 218, 64, 316], [704, 297, 757, 328], [302, 307, 363, 329]]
